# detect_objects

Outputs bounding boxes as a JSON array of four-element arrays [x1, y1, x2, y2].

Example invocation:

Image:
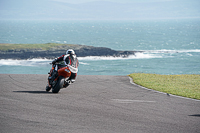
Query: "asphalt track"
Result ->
[[0, 74, 200, 133]]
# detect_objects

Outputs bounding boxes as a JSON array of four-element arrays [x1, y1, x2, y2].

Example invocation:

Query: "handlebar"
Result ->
[[49, 62, 60, 65], [49, 62, 68, 66]]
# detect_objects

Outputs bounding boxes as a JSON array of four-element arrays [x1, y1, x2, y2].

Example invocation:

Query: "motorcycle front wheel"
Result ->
[[52, 76, 65, 93]]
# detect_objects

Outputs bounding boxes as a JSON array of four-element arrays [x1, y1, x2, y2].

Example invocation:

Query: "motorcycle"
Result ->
[[46, 62, 77, 93]]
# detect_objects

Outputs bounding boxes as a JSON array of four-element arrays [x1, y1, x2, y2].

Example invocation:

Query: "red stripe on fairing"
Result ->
[[76, 59, 78, 68], [57, 55, 64, 60], [69, 57, 72, 65]]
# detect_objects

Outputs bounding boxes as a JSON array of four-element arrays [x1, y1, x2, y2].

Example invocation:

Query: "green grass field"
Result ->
[[129, 73, 200, 100], [0, 43, 77, 51]]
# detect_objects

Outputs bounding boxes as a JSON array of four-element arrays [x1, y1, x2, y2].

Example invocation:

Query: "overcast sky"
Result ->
[[0, 0, 199, 20]]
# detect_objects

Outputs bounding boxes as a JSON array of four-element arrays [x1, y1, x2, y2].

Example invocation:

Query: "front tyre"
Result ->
[[52, 76, 65, 93]]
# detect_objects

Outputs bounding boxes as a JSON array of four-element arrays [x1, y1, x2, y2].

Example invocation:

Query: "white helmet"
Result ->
[[66, 49, 75, 55]]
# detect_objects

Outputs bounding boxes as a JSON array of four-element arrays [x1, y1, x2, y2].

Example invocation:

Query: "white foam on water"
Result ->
[[78, 52, 163, 61], [0, 58, 51, 66], [77, 49, 200, 61], [79, 62, 89, 65], [144, 49, 200, 53]]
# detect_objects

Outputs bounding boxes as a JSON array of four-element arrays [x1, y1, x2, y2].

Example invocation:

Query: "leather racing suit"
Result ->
[[52, 53, 79, 82]]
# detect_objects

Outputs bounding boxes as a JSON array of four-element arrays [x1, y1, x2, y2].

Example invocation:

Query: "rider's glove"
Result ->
[[52, 59, 57, 64]]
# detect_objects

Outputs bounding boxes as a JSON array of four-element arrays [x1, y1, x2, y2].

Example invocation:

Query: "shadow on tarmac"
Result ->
[[13, 91, 52, 94], [189, 114, 200, 117]]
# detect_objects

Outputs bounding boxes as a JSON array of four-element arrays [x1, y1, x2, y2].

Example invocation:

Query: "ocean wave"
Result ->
[[0, 53, 162, 66], [77, 49, 200, 61], [0, 58, 51, 66], [78, 52, 163, 61], [143, 49, 200, 53], [79, 62, 89, 65]]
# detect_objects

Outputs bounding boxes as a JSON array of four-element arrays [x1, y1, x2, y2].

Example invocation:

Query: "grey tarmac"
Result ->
[[0, 74, 199, 133]]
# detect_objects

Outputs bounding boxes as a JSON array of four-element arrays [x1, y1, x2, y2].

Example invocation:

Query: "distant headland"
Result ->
[[0, 43, 142, 59]]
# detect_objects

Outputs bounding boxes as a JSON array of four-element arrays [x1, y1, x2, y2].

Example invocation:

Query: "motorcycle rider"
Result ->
[[46, 49, 79, 90]]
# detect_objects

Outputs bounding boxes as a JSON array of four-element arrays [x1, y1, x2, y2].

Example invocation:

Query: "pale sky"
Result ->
[[0, 0, 199, 20], [52, 0, 172, 4]]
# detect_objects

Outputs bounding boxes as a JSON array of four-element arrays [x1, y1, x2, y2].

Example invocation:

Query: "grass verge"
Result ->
[[128, 73, 200, 100]]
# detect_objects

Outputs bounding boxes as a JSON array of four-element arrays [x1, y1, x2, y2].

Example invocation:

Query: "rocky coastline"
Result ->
[[0, 44, 141, 59]]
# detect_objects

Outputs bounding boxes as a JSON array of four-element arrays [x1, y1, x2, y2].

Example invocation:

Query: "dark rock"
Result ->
[[0, 44, 141, 59]]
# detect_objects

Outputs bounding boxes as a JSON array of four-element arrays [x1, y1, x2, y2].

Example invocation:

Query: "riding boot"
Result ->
[[69, 72, 76, 83], [46, 84, 51, 92], [63, 78, 70, 88]]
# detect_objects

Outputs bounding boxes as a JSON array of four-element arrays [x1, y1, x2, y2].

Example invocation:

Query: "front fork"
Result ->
[[48, 64, 57, 88]]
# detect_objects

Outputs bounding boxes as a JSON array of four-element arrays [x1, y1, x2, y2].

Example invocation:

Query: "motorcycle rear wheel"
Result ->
[[52, 76, 65, 93]]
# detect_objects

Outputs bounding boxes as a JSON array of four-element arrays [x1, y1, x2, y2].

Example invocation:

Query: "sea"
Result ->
[[0, 19, 200, 75]]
